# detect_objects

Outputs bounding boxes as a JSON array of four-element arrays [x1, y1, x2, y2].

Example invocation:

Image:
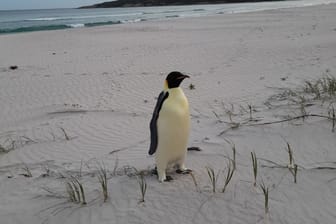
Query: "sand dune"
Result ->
[[1, 3, 336, 224]]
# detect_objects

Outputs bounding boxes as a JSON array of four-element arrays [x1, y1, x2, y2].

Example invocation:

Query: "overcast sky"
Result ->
[[0, 0, 107, 10]]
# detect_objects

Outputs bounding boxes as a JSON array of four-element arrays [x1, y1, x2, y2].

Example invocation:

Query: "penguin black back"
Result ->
[[149, 91, 169, 155]]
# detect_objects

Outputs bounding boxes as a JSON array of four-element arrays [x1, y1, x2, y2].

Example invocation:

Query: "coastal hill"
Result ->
[[80, 0, 285, 8]]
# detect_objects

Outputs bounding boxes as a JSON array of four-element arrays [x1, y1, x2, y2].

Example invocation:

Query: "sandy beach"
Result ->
[[1, 3, 336, 224]]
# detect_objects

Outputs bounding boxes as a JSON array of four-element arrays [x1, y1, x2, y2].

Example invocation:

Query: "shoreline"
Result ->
[[79, 0, 292, 8], [1, 1, 335, 35]]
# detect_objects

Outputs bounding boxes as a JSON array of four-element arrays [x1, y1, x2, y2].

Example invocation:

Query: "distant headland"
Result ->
[[79, 0, 286, 9]]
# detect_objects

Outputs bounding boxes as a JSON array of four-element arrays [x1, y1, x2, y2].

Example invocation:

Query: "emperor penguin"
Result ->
[[149, 71, 191, 182]]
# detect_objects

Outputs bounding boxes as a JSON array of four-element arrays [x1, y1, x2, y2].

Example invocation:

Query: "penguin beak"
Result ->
[[177, 74, 190, 80]]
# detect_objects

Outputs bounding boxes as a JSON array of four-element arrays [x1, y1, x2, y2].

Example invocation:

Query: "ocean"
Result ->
[[0, 0, 335, 34]]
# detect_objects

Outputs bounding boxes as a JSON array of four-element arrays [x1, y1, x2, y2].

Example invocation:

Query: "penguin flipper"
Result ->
[[149, 91, 169, 155]]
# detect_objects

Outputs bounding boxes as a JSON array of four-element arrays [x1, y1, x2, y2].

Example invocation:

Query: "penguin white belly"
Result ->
[[157, 106, 190, 164], [156, 88, 190, 180]]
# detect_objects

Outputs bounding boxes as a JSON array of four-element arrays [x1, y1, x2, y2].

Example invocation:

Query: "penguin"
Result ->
[[149, 71, 191, 182]]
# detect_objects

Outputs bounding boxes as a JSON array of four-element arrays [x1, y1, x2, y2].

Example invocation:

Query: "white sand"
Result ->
[[1, 4, 336, 224]]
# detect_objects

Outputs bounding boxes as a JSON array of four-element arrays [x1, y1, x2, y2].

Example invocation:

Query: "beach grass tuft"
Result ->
[[248, 104, 253, 121], [231, 143, 236, 170], [251, 152, 258, 187], [97, 162, 109, 202], [303, 75, 336, 99], [65, 176, 86, 205], [60, 127, 71, 141], [221, 159, 235, 193], [137, 171, 147, 203], [206, 166, 220, 193], [289, 164, 298, 183], [21, 163, 33, 177], [297, 95, 307, 120], [0, 138, 15, 153], [285, 142, 299, 183], [260, 180, 269, 215], [286, 142, 295, 169], [329, 106, 335, 132], [189, 172, 200, 192]]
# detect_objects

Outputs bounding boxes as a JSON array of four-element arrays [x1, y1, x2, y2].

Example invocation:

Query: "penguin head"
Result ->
[[165, 71, 190, 89]]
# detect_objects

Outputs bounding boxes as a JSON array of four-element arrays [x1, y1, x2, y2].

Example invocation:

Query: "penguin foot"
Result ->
[[164, 176, 173, 182], [153, 167, 172, 182], [151, 167, 158, 175], [176, 169, 192, 174]]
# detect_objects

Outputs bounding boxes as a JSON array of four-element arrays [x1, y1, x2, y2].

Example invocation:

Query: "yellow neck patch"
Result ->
[[164, 80, 169, 90]]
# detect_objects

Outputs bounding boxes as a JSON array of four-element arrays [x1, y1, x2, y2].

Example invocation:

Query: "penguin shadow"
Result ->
[[187, 146, 202, 152]]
